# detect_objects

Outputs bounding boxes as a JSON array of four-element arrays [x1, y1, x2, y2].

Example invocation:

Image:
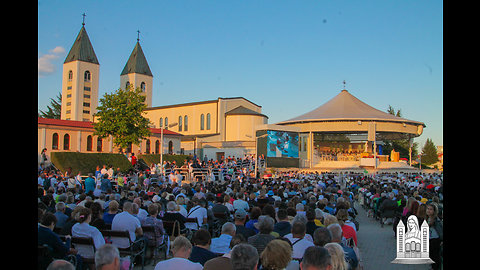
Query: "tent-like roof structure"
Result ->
[[278, 89, 425, 126], [276, 89, 425, 140]]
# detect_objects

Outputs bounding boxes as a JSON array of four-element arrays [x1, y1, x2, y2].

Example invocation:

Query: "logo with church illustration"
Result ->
[[391, 215, 434, 264]]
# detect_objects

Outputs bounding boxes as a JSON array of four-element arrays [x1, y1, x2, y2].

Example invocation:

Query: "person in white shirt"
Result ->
[[168, 172, 176, 184], [111, 202, 143, 248], [107, 166, 114, 179], [285, 221, 314, 260], [154, 236, 202, 270], [175, 170, 183, 186], [185, 198, 208, 230], [100, 165, 108, 178], [71, 207, 105, 249]]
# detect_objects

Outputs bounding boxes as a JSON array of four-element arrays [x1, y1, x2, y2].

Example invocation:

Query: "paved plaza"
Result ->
[[134, 201, 433, 270], [354, 202, 431, 270]]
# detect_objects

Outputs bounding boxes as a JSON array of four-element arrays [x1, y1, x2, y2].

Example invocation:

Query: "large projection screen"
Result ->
[[266, 130, 299, 158]]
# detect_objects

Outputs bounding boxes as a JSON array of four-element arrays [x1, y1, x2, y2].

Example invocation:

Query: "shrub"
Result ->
[[50, 152, 132, 175]]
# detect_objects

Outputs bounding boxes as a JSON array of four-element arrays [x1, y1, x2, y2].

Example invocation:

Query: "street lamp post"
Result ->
[[160, 122, 178, 175], [254, 133, 269, 179]]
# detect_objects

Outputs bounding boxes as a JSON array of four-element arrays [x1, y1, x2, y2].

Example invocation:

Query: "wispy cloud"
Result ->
[[38, 46, 66, 77]]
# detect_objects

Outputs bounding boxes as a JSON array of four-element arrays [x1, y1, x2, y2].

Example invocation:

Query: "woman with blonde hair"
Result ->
[[175, 196, 188, 217], [323, 214, 339, 228], [324, 242, 348, 270], [260, 239, 293, 270]]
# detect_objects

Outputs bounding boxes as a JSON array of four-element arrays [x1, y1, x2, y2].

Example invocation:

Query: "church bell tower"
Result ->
[[120, 31, 153, 107], [60, 14, 99, 121]]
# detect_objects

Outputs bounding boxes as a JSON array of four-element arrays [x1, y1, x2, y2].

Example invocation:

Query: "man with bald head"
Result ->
[[111, 201, 143, 248]]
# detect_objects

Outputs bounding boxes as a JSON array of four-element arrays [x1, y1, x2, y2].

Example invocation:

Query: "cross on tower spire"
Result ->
[[82, 13, 86, 26], [343, 80, 346, 90], [137, 30, 140, 42]]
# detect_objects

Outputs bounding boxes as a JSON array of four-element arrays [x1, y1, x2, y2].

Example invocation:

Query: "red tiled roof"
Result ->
[[38, 117, 93, 128], [38, 117, 182, 136], [149, 127, 182, 136]]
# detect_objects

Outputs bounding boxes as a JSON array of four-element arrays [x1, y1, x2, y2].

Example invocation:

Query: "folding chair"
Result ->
[[142, 225, 167, 265], [71, 237, 96, 269], [102, 230, 146, 270]]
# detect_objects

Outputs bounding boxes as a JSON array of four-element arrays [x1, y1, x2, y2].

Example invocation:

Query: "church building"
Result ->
[[39, 21, 269, 161]]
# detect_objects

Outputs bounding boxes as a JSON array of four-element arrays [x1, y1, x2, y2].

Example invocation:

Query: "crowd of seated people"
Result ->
[[38, 157, 443, 270]]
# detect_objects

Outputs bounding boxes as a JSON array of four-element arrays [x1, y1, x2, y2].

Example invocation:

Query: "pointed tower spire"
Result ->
[[61, 16, 99, 121], [64, 23, 99, 64], [120, 35, 154, 107], [120, 40, 153, 76]]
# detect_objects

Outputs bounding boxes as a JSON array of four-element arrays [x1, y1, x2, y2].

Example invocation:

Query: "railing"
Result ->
[[315, 153, 361, 162], [67, 158, 267, 188]]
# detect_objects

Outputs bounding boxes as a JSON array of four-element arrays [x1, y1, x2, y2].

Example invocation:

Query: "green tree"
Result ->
[[39, 92, 62, 119], [93, 87, 151, 151], [420, 138, 438, 165], [382, 105, 418, 159], [383, 139, 418, 159], [387, 105, 402, 117]]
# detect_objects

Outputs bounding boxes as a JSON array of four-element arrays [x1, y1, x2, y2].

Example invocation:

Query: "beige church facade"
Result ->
[[144, 97, 268, 159], [39, 22, 269, 161]]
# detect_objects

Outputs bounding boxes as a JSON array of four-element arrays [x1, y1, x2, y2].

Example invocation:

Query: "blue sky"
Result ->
[[38, 0, 442, 148]]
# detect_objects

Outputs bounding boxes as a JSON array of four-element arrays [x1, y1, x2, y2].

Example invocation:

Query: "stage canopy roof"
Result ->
[[276, 89, 426, 140]]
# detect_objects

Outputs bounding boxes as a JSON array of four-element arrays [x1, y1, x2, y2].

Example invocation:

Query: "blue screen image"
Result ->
[[266, 130, 299, 158]]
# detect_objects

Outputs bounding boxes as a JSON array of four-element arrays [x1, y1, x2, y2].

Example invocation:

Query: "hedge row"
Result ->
[[50, 152, 193, 175], [138, 154, 192, 167], [50, 152, 132, 175]]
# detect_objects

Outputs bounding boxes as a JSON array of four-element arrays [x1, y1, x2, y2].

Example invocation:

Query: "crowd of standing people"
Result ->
[[38, 154, 443, 270]]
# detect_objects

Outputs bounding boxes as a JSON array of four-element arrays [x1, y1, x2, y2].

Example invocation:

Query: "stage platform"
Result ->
[[290, 160, 427, 173]]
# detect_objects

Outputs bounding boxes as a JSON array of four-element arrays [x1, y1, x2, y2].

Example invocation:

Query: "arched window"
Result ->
[[168, 141, 173, 154], [97, 137, 103, 152], [184, 115, 188, 131], [155, 140, 160, 154], [206, 113, 211, 130], [68, 70, 73, 81], [146, 139, 151, 154], [52, 133, 59, 150], [84, 70, 91, 82], [178, 116, 183, 132], [126, 81, 130, 90], [159, 118, 163, 128], [140, 82, 146, 92], [87, 135, 93, 151], [63, 134, 70, 150], [200, 114, 205, 130], [165, 117, 169, 129]]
